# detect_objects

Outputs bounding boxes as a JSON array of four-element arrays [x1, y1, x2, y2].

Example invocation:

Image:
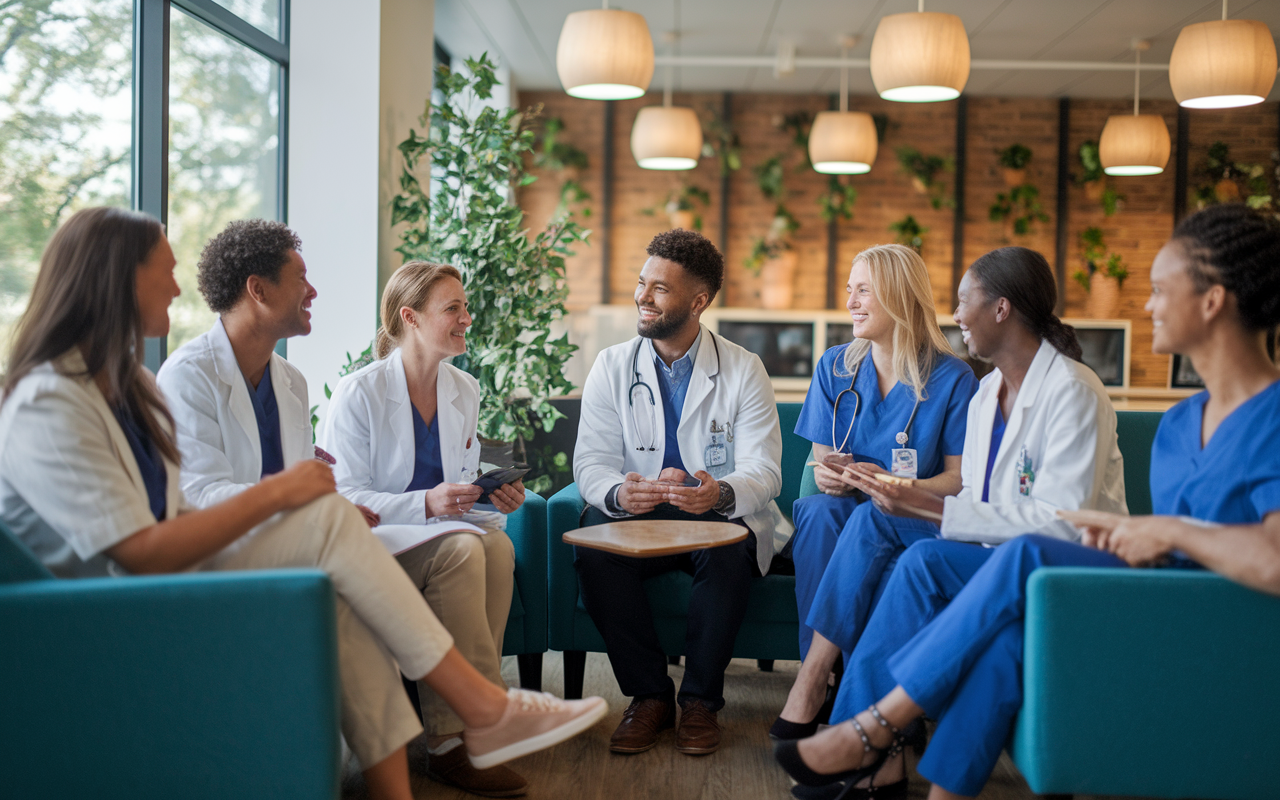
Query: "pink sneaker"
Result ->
[[464, 688, 608, 768]]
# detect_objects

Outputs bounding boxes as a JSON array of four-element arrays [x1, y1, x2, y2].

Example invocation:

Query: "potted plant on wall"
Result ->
[[1076, 140, 1123, 214], [746, 154, 801, 309], [889, 214, 927, 253], [1192, 141, 1275, 211], [1073, 226, 1129, 318], [896, 146, 954, 209], [642, 182, 711, 231], [997, 143, 1033, 187], [989, 184, 1050, 237], [391, 54, 586, 493]]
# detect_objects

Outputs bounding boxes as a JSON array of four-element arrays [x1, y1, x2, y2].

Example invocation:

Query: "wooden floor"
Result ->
[[341, 652, 1125, 800]]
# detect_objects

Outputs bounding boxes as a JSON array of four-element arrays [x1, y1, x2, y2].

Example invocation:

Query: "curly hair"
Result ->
[[197, 219, 302, 313], [646, 228, 724, 300], [1172, 204, 1280, 331]]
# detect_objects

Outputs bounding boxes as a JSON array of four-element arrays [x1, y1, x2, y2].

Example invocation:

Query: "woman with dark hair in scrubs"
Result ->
[[776, 203, 1280, 800]]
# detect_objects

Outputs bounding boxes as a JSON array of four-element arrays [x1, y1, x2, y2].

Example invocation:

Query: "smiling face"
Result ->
[[135, 235, 180, 339], [953, 269, 1000, 360], [255, 249, 317, 338], [845, 258, 893, 343], [402, 276, 470, 358], [634, 255, 707, 340], [1146, 239, 1208, 355]]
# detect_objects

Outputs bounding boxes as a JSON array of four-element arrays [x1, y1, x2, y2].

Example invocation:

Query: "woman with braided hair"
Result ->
[[775, 204, 1280, 800]]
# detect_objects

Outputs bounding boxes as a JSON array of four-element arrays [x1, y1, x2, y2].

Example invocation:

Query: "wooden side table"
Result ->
[[562, 519, 747, 557]]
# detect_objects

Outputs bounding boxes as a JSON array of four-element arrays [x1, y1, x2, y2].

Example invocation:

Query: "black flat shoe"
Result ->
[[790, 777, 908, 800], [769, 714, 820, 740]]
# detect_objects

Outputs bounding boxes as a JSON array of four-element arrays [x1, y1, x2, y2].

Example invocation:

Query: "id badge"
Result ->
[[890, 448, 918, 479], [705, 420, 728, 474]]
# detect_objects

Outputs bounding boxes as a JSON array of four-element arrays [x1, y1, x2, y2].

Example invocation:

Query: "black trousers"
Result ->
[[573, 504, 758, 711]]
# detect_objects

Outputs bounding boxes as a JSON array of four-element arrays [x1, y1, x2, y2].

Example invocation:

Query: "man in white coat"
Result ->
[[156, 220, 378, 537], [573, 229, 790, 756]]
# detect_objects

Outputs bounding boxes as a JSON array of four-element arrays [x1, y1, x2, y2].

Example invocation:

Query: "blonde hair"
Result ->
[[840, 243, 954, 401], [376, 261, 464, 359]]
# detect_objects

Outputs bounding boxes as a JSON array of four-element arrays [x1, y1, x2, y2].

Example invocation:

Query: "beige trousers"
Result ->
[[205, 494, 453, 768], [396, 527, 515, 734]]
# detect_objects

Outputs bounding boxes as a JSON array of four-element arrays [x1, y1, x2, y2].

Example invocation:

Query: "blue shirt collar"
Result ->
[[648, 328, 701, 382]]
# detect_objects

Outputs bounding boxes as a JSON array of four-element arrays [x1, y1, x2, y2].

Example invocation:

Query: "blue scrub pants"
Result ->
[[881, 535, 1126, 797], [789, 493, 863, 657], [805, 501, 942, 657]]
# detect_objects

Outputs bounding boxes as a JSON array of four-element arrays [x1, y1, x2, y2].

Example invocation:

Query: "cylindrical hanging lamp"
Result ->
[[869, 9, 970, 103], [1169, 18, 1277, 109], [631, 106, 702, 170], [1099, 42, 1170, 176], [810, 112, 878, 175], [556, 9, 654, 100]]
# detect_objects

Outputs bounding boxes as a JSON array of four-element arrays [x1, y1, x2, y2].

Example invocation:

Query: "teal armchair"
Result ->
[[0, 524, 342, 799], [546, 402, 810, 698], [501, 488, 550, 689]]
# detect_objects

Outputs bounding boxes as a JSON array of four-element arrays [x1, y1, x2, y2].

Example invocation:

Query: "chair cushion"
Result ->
[[0, 521, 53, 584]]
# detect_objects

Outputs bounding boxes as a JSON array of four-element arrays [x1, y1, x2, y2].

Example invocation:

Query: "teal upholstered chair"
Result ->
[[500, 489, 550, 689], [1010, 409, 1280, 799], [546, 402, 811, 698], [0, 522, 342, 799]]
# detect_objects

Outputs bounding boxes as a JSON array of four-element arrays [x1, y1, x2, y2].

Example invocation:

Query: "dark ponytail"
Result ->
[[968, 246, 1083, 362], [1172, 204, 1280, 332]]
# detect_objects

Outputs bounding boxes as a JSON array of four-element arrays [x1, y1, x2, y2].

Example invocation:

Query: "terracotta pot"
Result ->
[[1084, 180, 1105, 202], [1087, 274, 1121, 319], [759, 250, 799, 310], [669, 210, 696, 231], [1215, 178, 1240, 203], [1002, 167, 1027, 187], [911, 176, 928, 194]]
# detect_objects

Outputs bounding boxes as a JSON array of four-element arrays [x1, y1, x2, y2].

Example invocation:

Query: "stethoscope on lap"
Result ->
[[831, 358, 922, 479], [628, 335, 723, 453]]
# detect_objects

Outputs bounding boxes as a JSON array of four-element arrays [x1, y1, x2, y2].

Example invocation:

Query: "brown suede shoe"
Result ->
[[609, 697, 676, 753], [675, 700, 721, 755], [426, 744, 528, 797]]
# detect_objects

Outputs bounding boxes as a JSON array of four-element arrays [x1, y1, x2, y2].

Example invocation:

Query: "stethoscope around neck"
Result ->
[[628, 335, 721, 451], [831, 358, 922, 455]]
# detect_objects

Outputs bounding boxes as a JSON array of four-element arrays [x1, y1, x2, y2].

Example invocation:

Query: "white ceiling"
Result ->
[[434, 0, 1280, 100]]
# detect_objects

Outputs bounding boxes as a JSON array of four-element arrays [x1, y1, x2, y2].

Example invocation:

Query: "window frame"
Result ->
[[134, 0, 290, 369]]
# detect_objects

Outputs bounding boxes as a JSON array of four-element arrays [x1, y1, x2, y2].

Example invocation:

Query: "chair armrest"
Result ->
[[547, 483, 586, 649], [1012, 567, 1280, 798], [0, 570, 340, 798], [798, 462, 818, 501], [505, 488, 548, 652]]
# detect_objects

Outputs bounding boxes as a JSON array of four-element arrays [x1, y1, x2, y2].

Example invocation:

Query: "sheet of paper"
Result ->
[[373, 519, 487, 556]]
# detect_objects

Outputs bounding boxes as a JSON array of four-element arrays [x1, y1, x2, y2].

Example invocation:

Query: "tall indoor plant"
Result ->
[[392, 54, 588, 492]]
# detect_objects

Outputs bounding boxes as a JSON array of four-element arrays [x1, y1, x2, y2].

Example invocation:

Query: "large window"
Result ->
[[0, 0, 288, 369]]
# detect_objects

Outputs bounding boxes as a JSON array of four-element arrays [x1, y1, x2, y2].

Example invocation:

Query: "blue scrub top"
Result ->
[[795, 345, 977, 476], [112, 406, 166, 520], [981, 405, 1006, 503], [1151, 380, 1280, 523], [407, 405, 445, 492], [246, 367, 285, 479]]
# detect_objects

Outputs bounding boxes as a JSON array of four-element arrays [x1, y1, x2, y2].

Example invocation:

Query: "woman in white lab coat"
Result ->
[[0, 208, 605, 800], [319, 261, 528, 795]]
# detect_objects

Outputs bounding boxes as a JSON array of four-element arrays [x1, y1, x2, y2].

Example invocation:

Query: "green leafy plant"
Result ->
[[701, 104, 742, 177], [1076, 140, 1125, 217], [896, 146, 953, 209], [532, 115, 592, 220], [391, 54, 584, 492], [997, 143, 1033, 170], [989, 184, 1050, 235], [641, 182, 711, 231], [889, 214, 927, 253], [818, 176, 858, 222], [745, 204, 800, 272], [1192, 141, 1274, 211], [1072, 226, 1128, 291]]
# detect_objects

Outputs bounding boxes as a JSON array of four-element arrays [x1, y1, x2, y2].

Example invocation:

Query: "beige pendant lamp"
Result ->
[[1100, 42, 1170, 177], [631, 33, 701, 170], [1169, 1, 1277, 109], [810, 42, 878, 174], [556, 5, 654, 100], [869, 0, 970, 102]]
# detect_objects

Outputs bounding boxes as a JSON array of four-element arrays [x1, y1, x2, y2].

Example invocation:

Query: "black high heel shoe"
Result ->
[[769, 680, 838, 739], [790, 777, 908, 800], [773, 706, 906, 788]]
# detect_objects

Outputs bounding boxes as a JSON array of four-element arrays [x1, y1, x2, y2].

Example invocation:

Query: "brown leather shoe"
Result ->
[[426, 744, 528, 797], [609, 697, 676, 753], [676, 700, 721, 755]]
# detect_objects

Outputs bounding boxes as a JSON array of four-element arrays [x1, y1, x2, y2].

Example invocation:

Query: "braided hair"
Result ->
[[967, 246, 1083, 361], [1172, 204, 1280, 332]]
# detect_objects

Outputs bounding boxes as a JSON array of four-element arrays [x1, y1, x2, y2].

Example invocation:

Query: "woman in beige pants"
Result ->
[[320, 262, 527, 794], [0, 208, 606, 800]]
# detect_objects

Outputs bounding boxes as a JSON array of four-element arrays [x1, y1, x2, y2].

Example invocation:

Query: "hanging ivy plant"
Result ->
[[989, 184, 1050, 235], [1072, 226, 1128, 291], [701, 104, 742, 177], [1076, 140, 1124, 216], [391, 54, 586, 492], [896, 146, 953, 209], [819, 176, 857, 222], [889, 214, 927, 253]]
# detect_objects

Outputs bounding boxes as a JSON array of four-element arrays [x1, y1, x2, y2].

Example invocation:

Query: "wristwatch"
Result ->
[[712, 480, 736, 516]]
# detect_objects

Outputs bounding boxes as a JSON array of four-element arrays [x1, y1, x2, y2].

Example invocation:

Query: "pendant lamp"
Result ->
[[809, 43, 877, 174], [1169, 2, 1276, 109], [1099, 43, 1170, 177], [556, 6, 654, 100], [869, 2, 969, 103], [630, 33, 701, 170]]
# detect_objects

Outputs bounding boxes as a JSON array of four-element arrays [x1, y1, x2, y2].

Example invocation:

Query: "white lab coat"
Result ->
[[156, 319, 314, 509], [0, 351, 191, 578], [941, 339, 1127, 544], [317, 349, 483, 525], [574, 325, 790, 575]]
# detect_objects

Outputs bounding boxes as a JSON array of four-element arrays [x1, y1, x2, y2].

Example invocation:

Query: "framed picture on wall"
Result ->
[[1169, 354, 1205, 389]]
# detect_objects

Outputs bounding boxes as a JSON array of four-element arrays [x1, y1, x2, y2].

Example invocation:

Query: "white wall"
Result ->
[[288, 0, 434, 416]]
